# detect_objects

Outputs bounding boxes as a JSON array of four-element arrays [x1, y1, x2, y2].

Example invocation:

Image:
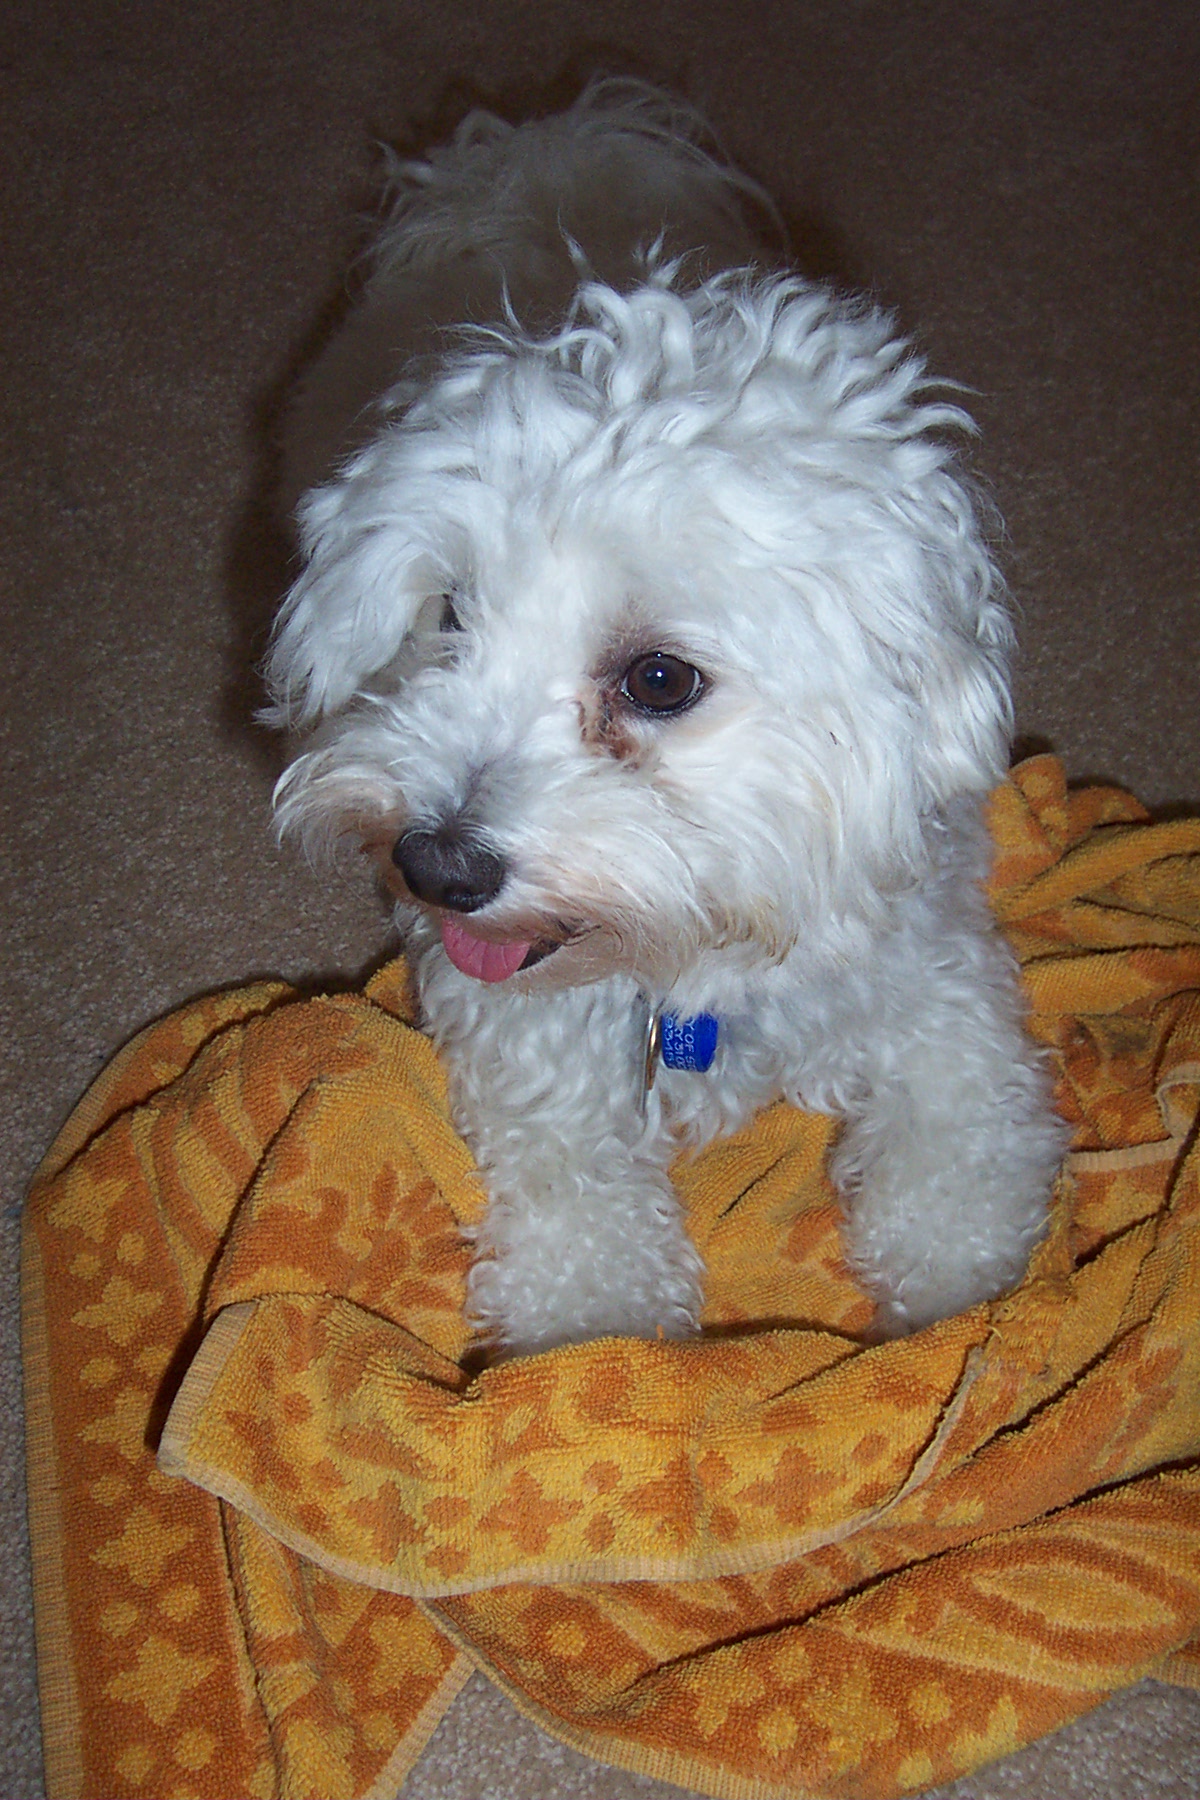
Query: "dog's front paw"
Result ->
[[842, 1155, 1059, 1338], [466, 1166, 704, 1355]]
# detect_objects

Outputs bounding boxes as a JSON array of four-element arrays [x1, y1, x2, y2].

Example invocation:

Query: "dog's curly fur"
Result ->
[[265, 82, 1067, 1355]]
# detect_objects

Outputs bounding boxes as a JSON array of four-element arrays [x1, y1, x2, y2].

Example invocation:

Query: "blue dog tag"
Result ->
[[660, 1011, 719, 1072]]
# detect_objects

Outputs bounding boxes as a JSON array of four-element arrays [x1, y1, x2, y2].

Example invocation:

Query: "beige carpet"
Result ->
[[3, 1, 1198, 1794]]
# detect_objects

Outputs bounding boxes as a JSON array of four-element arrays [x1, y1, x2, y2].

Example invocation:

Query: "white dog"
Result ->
[[266, 83, 1066, 1355]]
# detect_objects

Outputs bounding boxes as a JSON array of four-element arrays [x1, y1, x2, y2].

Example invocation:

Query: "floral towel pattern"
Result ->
[[23, 757, 1200, 1799]]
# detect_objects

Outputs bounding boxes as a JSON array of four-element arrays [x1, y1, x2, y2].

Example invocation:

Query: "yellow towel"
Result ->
[[23, 756, 1200, 1800]]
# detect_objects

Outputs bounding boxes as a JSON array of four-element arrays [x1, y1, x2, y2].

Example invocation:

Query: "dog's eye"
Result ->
[[439, 593, 463, 633], [619, 652, 705, 716]]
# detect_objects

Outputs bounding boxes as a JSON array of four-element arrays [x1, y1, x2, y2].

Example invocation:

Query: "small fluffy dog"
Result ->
[[266, 83, 1066, 1355]]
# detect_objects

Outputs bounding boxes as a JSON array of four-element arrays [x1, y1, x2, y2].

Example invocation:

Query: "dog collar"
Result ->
[[641, 1005, 719, 1112]]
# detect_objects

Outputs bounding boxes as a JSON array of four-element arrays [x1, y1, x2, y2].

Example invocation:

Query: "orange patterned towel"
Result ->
[[22, 756, 1200, 1800]]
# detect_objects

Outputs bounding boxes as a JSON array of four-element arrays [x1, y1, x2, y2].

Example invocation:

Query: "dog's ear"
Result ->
[[884, 478, 1015, 809], [263, 456, 431, 730], [743, 281, 1015, 810]]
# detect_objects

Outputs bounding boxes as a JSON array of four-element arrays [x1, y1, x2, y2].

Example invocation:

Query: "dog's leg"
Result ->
[[828, 912, 1067, 1338], [432, 982, 705, 1356]]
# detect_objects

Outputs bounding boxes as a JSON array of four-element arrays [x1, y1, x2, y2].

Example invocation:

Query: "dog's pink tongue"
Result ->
[[440, 916, 533, 983]]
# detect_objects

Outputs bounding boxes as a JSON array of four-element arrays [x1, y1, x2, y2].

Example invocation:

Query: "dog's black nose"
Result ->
[[391, 824, 507, 912]]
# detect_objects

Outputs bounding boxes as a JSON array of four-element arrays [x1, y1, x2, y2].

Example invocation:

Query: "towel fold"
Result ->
[[23, 756, 1200, 1799]]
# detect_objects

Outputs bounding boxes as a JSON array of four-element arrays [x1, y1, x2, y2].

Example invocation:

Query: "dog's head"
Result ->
[[266, 273, 1012, 992]]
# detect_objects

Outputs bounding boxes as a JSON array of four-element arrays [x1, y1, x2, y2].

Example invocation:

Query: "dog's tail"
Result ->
[[281, 81, 778, 506], [372, 79, 778, 301]]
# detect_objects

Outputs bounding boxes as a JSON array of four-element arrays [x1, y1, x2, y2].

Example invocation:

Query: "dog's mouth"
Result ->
[[439, 915, 570, 984]]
